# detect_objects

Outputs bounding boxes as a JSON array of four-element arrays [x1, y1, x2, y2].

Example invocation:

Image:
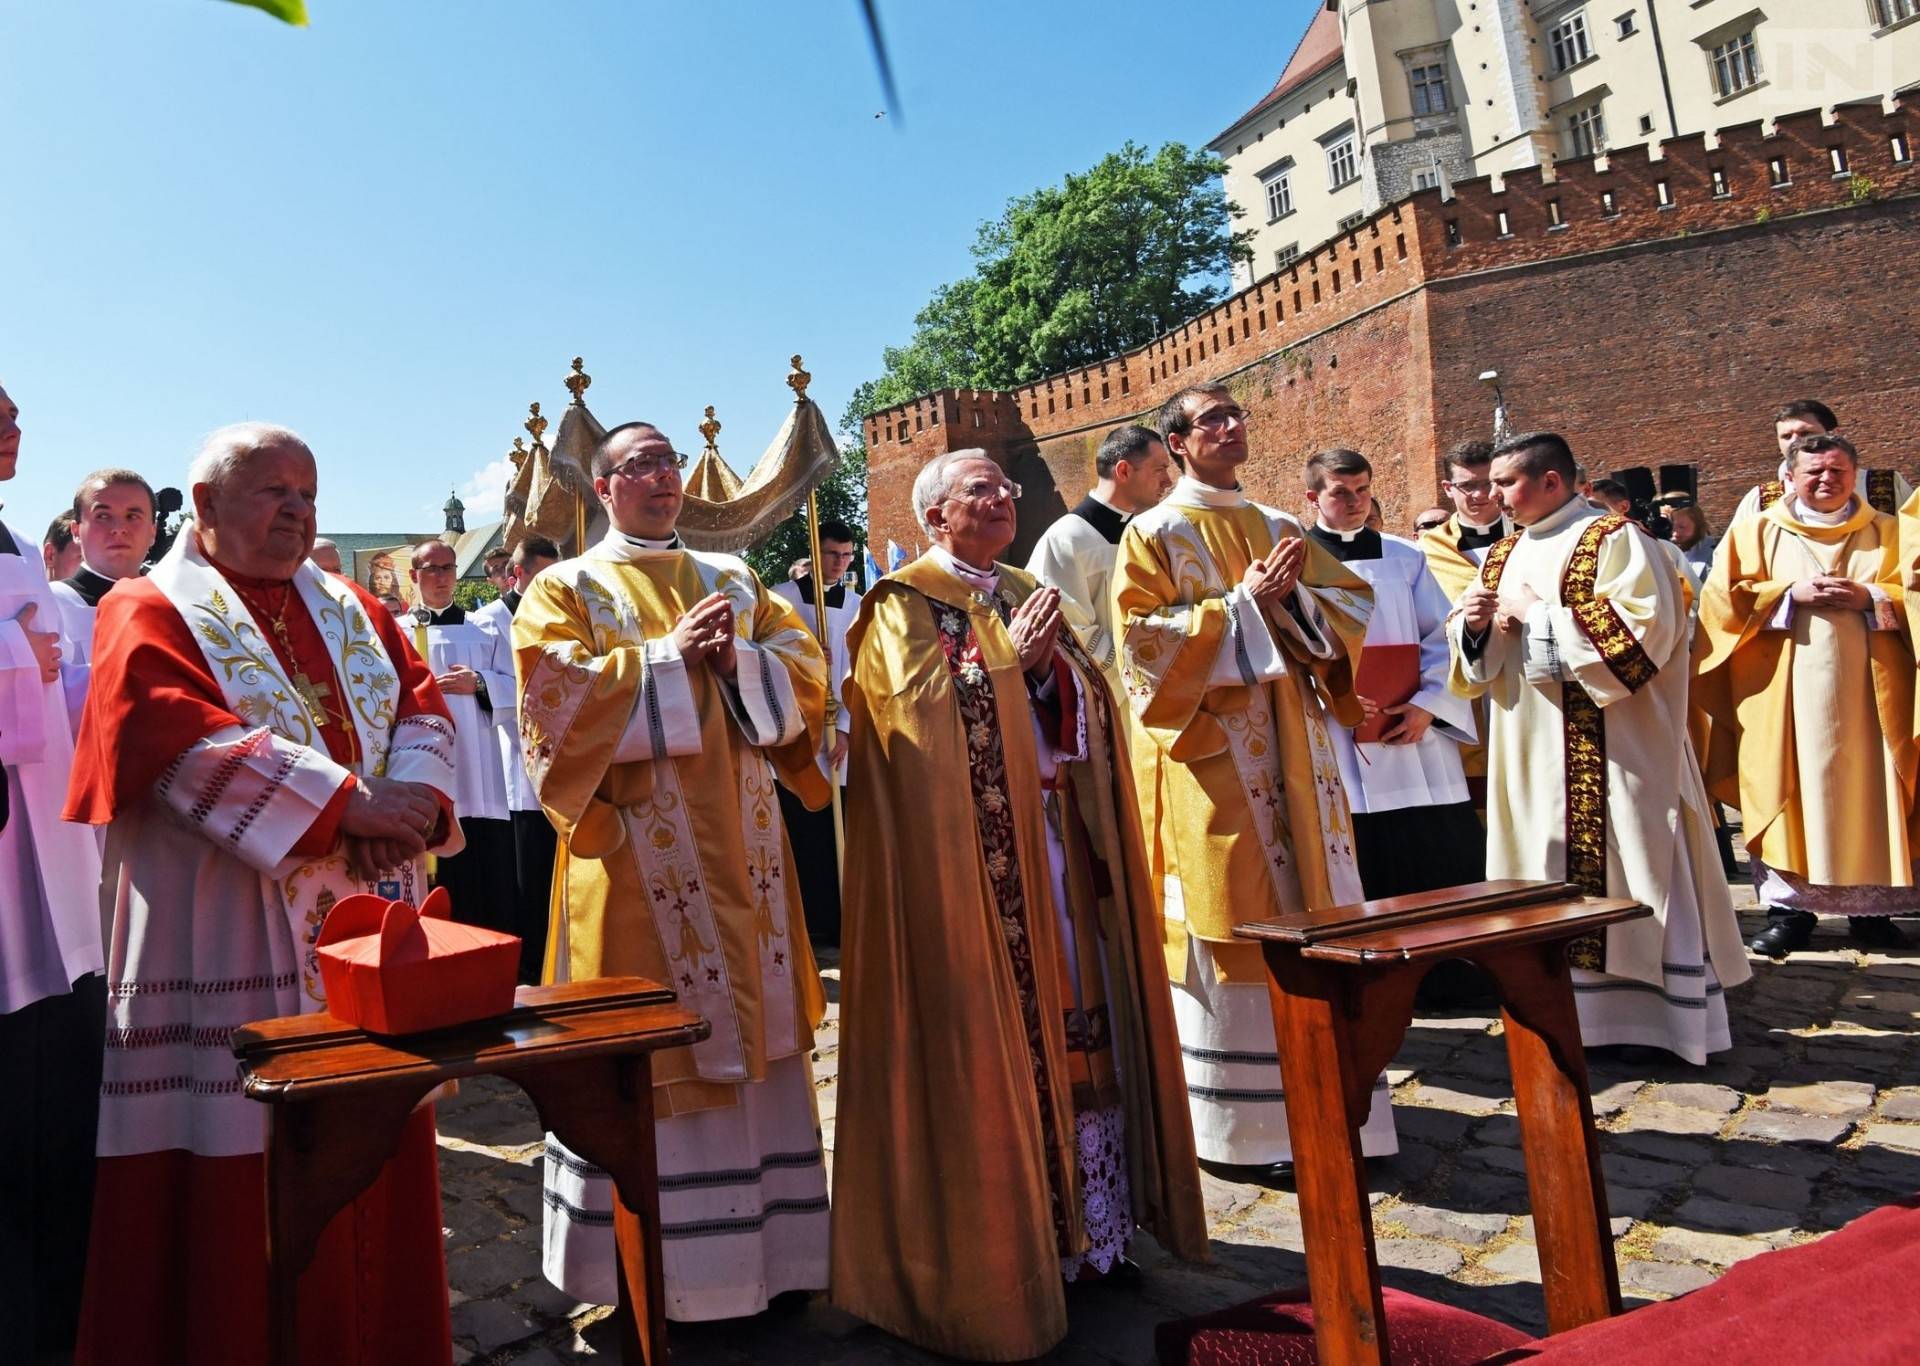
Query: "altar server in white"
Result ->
[[1025, 424, 1174, 696], [410, 538, 516, 934], [0, 380, 107, 1358], [1302, 448, 1483, 898], [1448, 432, 1749, 1064]]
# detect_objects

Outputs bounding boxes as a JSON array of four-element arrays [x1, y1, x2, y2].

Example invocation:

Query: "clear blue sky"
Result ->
[[2, 0, 1316, 536]]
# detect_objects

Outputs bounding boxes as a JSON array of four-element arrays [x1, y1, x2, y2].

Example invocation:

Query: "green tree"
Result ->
[[858, 141, 1250, 403], [743, 441, 870, 588]]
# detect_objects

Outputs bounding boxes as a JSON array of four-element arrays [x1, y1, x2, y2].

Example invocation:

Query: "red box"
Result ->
[[315, 886, 520, 1036]]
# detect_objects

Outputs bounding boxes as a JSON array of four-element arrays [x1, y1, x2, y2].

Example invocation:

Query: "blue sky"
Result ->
[[1, 0, 1315, 536]]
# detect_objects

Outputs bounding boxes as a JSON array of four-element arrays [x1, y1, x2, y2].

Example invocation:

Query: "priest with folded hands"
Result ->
[[65, 422, 461, 1366], [832, 448, 1206, 1362]]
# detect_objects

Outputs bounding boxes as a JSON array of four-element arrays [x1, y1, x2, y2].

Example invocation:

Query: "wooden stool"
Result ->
[[232, 977, 708, 1366], [1235, 879, 1652, 1366]]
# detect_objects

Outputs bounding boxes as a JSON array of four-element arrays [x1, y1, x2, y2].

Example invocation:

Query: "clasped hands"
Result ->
[[14, 602, 61, 684], [671, 592, 739, 678], [1789, 576, 1870, 611], [1460, 582, 1540, 637], [1239, 539, 1305, 611], [435, 664, 482, 695], [340, 775, 443, 881], [1009, 585, 1065, 680]]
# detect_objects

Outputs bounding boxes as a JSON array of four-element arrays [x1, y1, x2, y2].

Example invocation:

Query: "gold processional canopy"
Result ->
[[501, 355, 841, 557]]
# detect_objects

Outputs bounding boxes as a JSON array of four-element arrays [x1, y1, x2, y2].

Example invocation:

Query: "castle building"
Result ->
[[1217, 1, 1920, 287], [861, 97, 1918, 564]]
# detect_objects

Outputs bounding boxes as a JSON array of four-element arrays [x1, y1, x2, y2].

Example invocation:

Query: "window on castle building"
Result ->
[[1412, 167, 1441, 192], [1338, 211, 1366, 233], [1326, 136, 1359, 188], [1263, 166, 1294, 221], [1617, 11, 1638, 38], [1275, 243, 1301, 271], [1410, 62, 1451, 115], [1874, 1, 1916, 28], [1639, 114, 1655, 135], [1568, 103, 1607, 158], [1549, 12, 1592, 72], [1711, 29, 1761, 97]]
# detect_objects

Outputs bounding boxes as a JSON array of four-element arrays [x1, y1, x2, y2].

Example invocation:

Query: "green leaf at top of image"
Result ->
[[223, 0, 310, 25]]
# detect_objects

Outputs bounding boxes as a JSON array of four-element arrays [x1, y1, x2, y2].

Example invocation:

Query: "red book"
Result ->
[[1352, 642, 1421, 743]]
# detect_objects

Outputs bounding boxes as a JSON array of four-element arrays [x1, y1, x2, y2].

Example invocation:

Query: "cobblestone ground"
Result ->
[[437, 878, 1920, 1364]]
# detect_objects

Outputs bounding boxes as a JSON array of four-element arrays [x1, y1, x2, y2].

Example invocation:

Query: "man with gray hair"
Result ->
[[833, 449, 1205, 1360], [1025, 423, 1173, 697], [64, 420, 462, 1363], [310, 536, 344, 574]]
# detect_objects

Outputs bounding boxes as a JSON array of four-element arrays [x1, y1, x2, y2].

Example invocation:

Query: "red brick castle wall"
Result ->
[[864, 100, 1920, 560]]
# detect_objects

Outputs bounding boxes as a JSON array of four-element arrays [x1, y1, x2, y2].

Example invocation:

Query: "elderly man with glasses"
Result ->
[[1111, 383, 1395, 1176], [509, 419, 835, 1323], [831, 448, 1205, 1361], [407, 538, 516, 939]]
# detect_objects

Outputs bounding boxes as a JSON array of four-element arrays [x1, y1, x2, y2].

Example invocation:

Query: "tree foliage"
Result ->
[[742, 442, 870, 588], [858, 141, 1250, 411]]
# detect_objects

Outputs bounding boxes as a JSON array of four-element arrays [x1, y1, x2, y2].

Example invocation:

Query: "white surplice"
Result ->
[[1025, 493, 1129, 696], [1319, 529, 1474, 814], [469, 595, 535, 813], [0, 525, 103, 1015], [410, 611, 510, 823], [1447, 497, 1750, 1064]]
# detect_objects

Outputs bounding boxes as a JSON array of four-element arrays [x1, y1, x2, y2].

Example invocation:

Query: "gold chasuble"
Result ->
[[1696, 497, 1918, 888], [832, 554, 1206, 1363], [511, 535, 830, 1118], [1113, 479, 1372, 983]]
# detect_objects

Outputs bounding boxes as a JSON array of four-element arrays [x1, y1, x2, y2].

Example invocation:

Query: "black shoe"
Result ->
[[1850, 916, 1908, 949], [1749, 912, 1815, 960]]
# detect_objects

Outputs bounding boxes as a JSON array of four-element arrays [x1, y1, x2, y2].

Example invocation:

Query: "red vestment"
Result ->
[[67, 555, 455, 1366]]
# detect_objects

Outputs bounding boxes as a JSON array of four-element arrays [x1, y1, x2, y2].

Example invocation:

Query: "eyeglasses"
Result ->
[[416, 561, 457, 575], [1445, 479, 1494, 496], [1191, 404, 1246, 430], [943, 479, 1022, 504], [1414, 517, 1449, 532], [606, 451, 690, 481]]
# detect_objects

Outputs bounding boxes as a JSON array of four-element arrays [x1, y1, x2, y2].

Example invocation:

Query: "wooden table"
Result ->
[[233, 977, 709, 1366], [1235, 879, 1651, 1366]]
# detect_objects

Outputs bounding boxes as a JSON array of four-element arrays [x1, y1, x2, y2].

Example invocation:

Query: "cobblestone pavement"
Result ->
[[437, 879, 1920, 1363]]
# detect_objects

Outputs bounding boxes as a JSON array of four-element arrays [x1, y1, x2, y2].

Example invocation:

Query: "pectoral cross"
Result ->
[[291, 671, 333, 717]]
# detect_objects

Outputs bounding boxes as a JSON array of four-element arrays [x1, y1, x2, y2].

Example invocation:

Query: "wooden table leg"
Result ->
[[1264, 951, 1390, 1366], [1479, 944, 1621, 1333], [521, 1055, 666, 1364], [263, 1087, 427, 1366]]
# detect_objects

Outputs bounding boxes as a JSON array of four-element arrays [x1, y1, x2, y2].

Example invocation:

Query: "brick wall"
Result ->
[[863, 99, 1920, 555]]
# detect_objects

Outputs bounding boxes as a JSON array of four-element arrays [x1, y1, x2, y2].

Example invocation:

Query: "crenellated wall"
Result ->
[[864, 99, 1920, 557]]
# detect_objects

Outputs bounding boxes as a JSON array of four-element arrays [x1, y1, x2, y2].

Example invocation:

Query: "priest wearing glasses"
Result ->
[[511, 421, 835, 1322]]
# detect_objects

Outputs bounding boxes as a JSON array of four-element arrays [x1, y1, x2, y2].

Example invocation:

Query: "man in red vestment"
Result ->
[[65, 422, 461, 1366]]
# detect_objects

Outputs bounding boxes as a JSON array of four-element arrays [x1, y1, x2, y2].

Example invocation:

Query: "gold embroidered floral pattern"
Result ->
[[1557, 517, 1628, 963], [928, 590, 1071, 1255], [191, 588, 317, 745], [1867, 468, 1896, 515], [1758, 480, 1785, 512], [1561, 515, 1658, 696]]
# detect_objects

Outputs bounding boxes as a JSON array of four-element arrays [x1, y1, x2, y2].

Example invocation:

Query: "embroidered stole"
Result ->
[[1480, 516, 1652, 969], [567, 551, 796, 1084], [148, 533, 414, 1003]]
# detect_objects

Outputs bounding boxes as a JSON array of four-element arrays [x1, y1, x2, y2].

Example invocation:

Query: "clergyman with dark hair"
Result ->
[[511, 417, 835, 1322], [773, 515, 863, 944], [469, 533, 563, 981], [49, 467, 158, 726], [1301, 447, 1484, 899], [1025, 423, 1173, 695], [1116, 383, 1398, 1169], [1731, 397, 1914, 521], [1448, 431, 1749, 1064]]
